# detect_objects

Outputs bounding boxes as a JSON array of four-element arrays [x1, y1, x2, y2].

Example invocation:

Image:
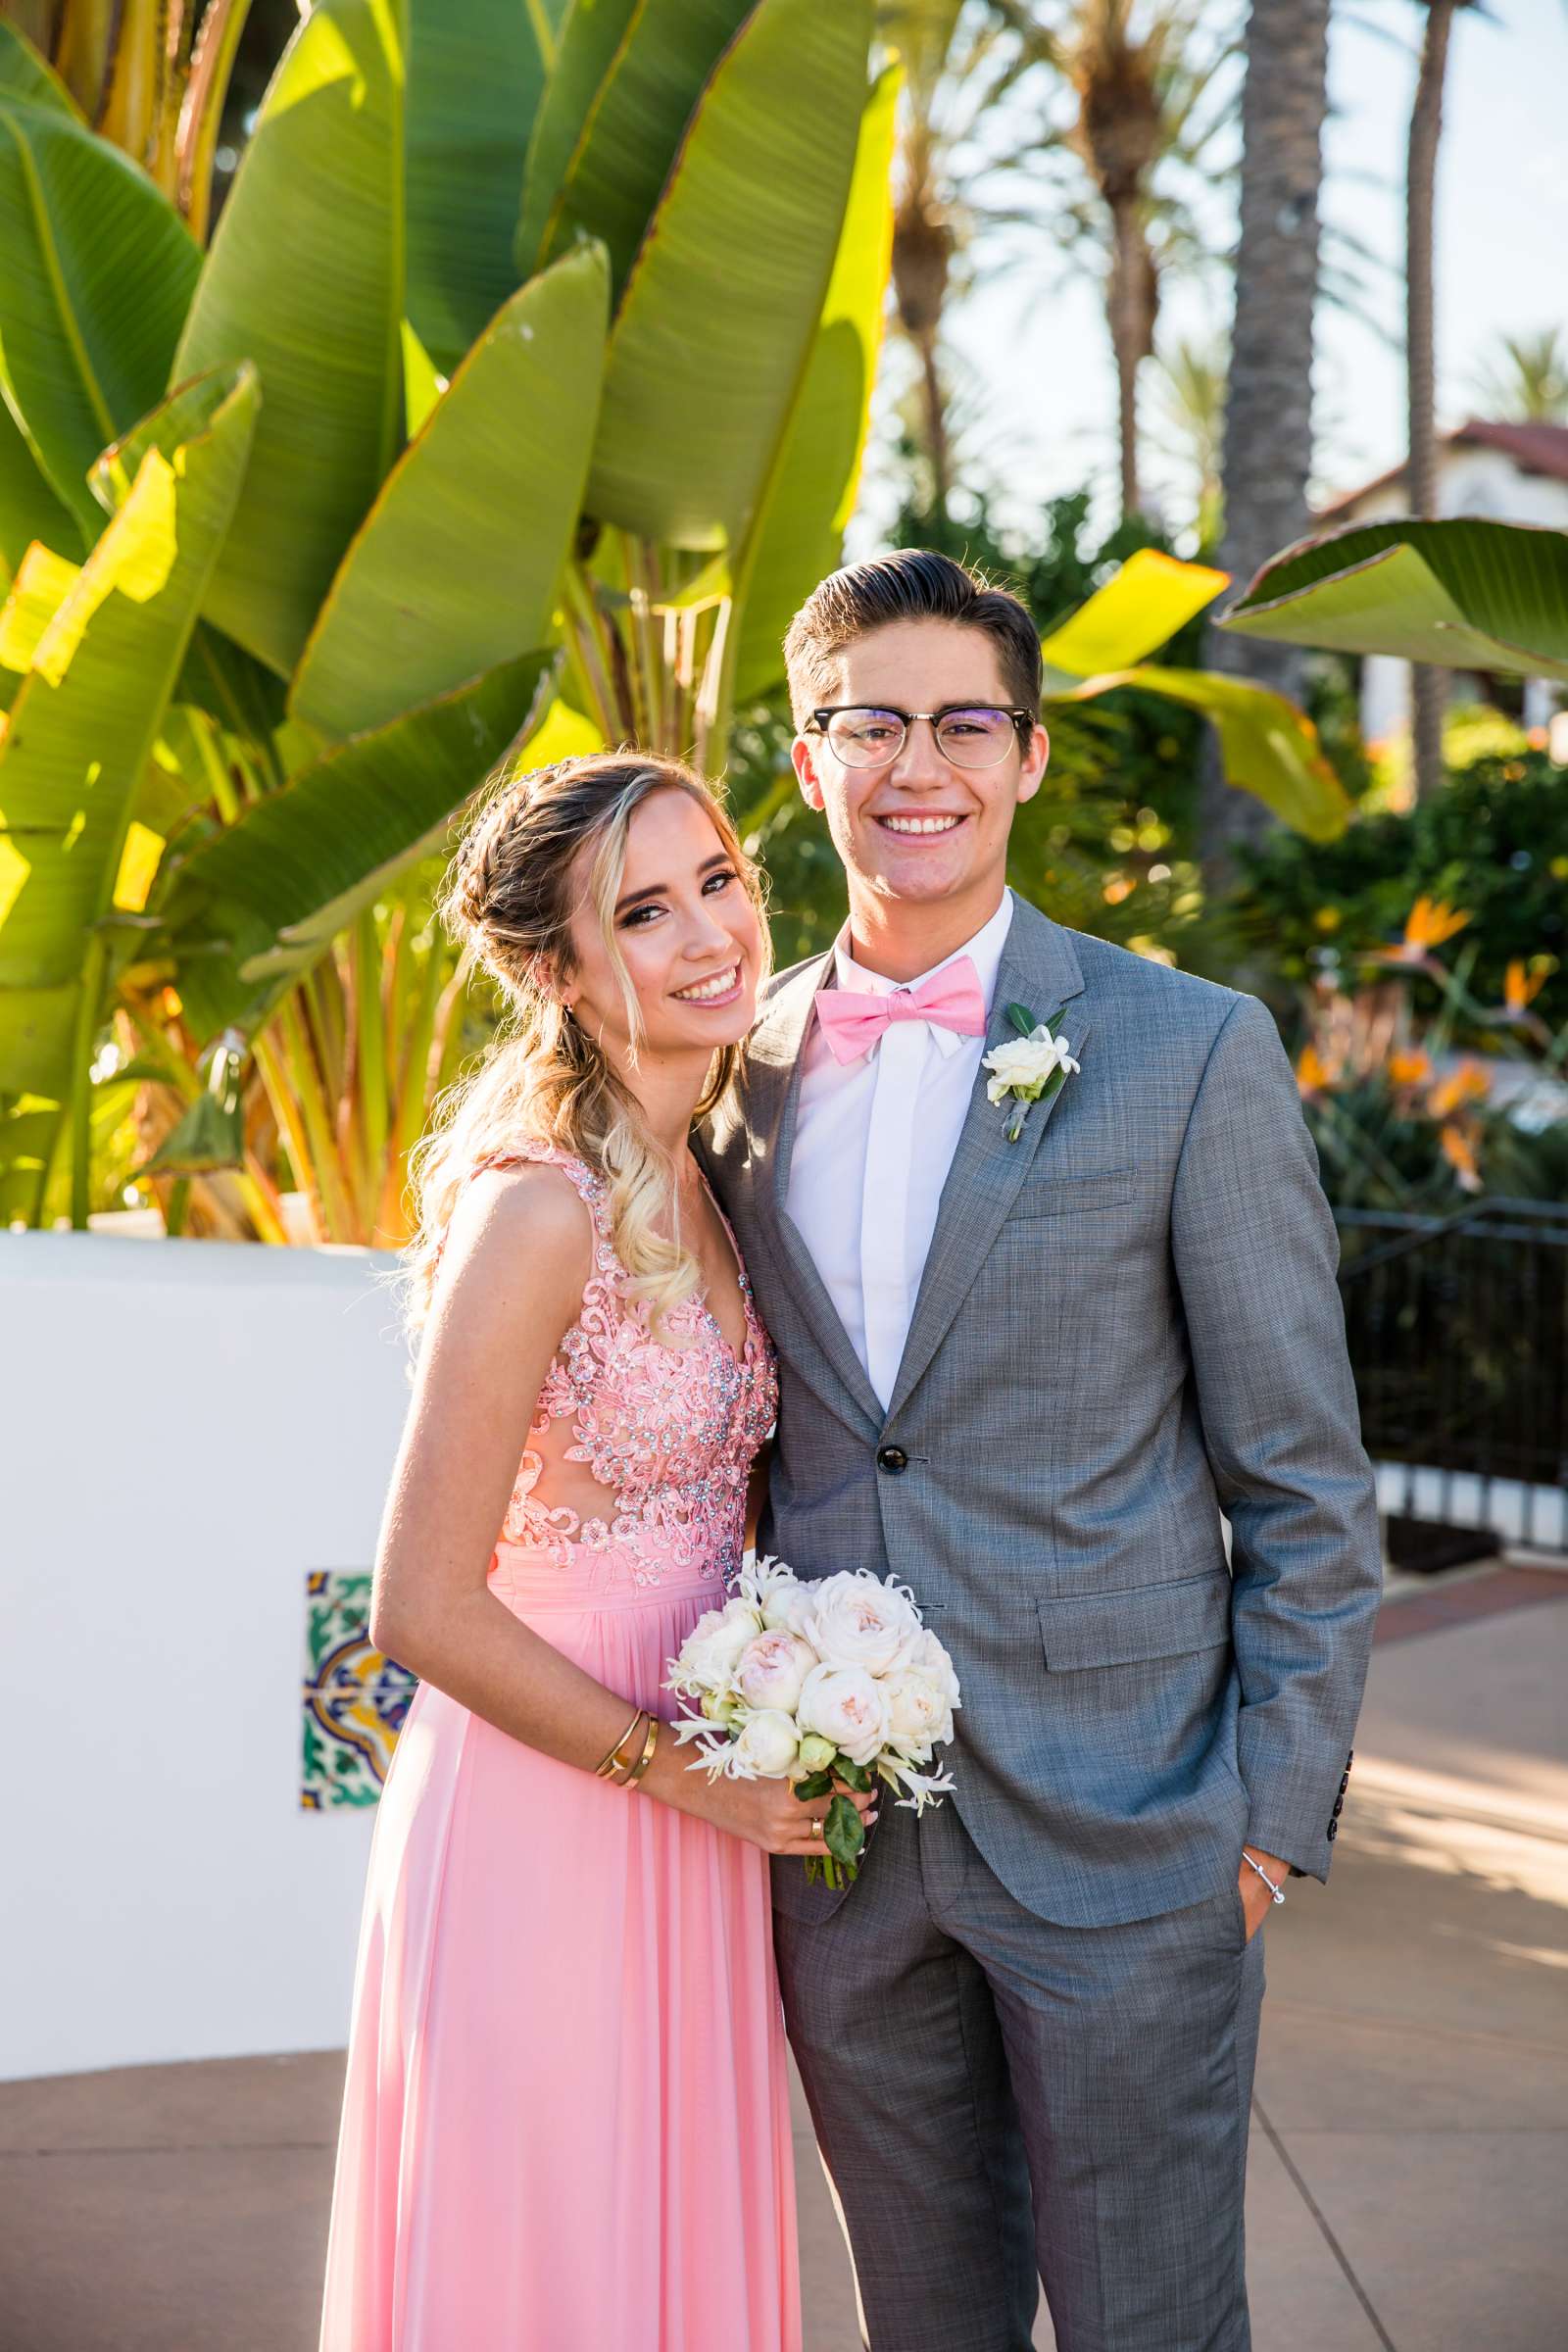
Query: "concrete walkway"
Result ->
[[3, 1561, 1564, 2351]]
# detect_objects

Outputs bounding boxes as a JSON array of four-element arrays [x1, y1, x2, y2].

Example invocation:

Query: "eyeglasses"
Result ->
[[807, 705, 1035, 770]]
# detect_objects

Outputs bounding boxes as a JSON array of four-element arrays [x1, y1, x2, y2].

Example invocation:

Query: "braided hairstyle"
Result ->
[[401, 752, 769, 1344]]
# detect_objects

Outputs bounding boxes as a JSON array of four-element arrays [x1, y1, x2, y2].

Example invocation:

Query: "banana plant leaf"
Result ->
[[515, 0, 642, 275], [0, 364, 259, 1102], [174, 623, 290, 749], [1038, 549, 1229, 690], [1037, 552, 1350, 842], [400, 318, 445, 438], [162, 647, 558, 1039], [587, 0, 874, 552], [731, 61, 899, 707], [289, 245, 609, 740], [0, 388, 78, 584], [0, 1075, 134, 1226], [0, 22, 81, 116], [171, 0, 406, 678], [405, 0, 568, 373], [0, 96, 201, 537], [1217, 517, 1568, 682], [526, 0, 754, 302], [0, 542, 81, 682], [1051, 664, 1349, 843]]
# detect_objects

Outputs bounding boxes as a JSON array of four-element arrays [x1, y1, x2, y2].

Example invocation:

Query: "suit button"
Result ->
[[1332, 1796, 1344, 1817], [1327, 1818, 1339, 1839], [877, 1446, 908, 1475], [1346, 1750, 1354, 1768], [1340, 1775, 1349, 1794]]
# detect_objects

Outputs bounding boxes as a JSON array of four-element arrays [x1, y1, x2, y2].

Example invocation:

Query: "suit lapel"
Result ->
[[744, 954, 887, 1438], [885, 900, 1090, 1424]]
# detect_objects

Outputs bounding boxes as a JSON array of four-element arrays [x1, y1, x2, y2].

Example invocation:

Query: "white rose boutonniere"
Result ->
[[983, 1002, 1080, 1142]]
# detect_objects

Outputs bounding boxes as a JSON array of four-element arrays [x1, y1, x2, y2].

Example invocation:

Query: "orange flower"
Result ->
[[1296, 1045, 1336, 1098], [1439, 1123, 1483, 1192], [1427, 1059, 1491, 1118], [1395, 897, 1471, 961], [1503, 958, 1548, 1013], [1388, 1048, 1432, 1089]]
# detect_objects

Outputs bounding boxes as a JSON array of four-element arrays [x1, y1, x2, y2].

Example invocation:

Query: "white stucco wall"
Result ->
[[0, 1231, 413, 2081]]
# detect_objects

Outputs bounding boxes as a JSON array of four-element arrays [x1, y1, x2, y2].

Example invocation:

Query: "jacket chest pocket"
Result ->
[[1004, 1166, 1139, 1220], [1037, 1570, 1231, 1671]]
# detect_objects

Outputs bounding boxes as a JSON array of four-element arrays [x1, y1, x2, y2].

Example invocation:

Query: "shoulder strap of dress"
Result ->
[[464, 1142, 613, 1240]]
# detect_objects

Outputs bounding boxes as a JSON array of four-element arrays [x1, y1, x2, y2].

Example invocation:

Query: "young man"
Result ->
[[700, 550, 1381, 2352]]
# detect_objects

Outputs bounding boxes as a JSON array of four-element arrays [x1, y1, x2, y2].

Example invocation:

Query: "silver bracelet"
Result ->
[[1242, 1848, 1286, 1905]]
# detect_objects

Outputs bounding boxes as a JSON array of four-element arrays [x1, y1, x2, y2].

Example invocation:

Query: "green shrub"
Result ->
[[1236, 747, 1568, 1032]]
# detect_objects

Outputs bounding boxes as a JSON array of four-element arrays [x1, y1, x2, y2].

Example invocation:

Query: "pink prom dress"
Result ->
[[319, 1143, 801, 2351]]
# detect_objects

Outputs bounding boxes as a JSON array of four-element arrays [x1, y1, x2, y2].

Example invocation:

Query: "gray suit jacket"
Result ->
[[701, 894, 1382, 1929]]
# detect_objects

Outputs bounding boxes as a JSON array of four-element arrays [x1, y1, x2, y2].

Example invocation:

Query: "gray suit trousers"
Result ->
[[777, 1792, 1265, 2352]]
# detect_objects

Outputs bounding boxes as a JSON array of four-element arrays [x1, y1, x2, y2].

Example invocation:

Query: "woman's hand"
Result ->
[[688, 1768, 878, 1858]]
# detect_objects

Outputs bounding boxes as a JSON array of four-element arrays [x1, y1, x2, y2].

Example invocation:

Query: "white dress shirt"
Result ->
[[785, 890, 1015, 1409]]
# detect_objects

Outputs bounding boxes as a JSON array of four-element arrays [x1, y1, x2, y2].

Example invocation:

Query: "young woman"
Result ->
[[318, 753, 873, 2350]]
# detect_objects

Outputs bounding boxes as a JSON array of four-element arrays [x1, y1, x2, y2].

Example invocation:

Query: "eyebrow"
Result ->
[[614, 850, 732, 917]]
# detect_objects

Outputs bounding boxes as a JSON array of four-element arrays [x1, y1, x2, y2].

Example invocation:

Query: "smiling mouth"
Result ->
[[873, 813, 967, 836], [671, 962, 743, 1004]]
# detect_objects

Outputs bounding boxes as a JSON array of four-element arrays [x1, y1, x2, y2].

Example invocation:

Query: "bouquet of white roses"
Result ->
[[664, 1556, 960, 1886]]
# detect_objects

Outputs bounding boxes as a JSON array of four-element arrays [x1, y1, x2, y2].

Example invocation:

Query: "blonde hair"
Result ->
[[402, 751, 770, 1345]]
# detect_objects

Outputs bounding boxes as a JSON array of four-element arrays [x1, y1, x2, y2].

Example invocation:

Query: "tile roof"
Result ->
[[1317, 418, 1568, 519]]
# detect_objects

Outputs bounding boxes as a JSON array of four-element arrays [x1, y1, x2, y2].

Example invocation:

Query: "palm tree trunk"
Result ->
[[916, 329, 951, 514], [1107, 194, 1147, 520], [1407, 0, 1457, 804], [1200, 0, 1331, 895]]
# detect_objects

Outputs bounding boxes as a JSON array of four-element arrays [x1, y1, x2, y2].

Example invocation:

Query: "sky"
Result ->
[[857, 0, 1568, 550]]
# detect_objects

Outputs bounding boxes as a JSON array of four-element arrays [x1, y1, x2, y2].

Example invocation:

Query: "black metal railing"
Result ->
[[1335, 1198, 1568, 1551]]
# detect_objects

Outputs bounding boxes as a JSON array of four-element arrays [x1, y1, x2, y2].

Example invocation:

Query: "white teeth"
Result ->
[[880, 814, 962, 835], [674, 965, 739, 1002]]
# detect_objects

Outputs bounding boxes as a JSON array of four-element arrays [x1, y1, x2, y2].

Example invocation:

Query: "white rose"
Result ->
[[673, 1597, 763, 1691], [734, 1631, 817, 1716], [760, 1580, 817, 1640], [883, 1669, 955, 1754], [910, 1628, 962, 1709], [803, 1572, 920, 1678], [731, 1709, 800, 1779], [797, 1661, 891, 1768], [739, 1553, 794, 1616], [982, 1026, 1078, 1104], [795, 1732, 838, 1776]]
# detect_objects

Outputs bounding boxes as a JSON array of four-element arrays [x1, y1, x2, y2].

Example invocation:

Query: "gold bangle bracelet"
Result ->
[[595, 1706, 647, 1781], [594, 1706, 644, 1779], [599, 1736, 645, 1788], [621, 1715, 660, 1789]]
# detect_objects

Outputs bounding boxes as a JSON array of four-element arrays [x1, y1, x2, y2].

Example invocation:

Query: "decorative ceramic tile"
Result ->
[[301, 1569, 416, 1810]]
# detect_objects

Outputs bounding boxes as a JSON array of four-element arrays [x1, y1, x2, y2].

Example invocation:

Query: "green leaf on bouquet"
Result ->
[[823, 1791, 865, 1873], [1004, 1002, 1036, 1039], [833, 1758, 874, 1793], [793, 1772, 833, 1802]]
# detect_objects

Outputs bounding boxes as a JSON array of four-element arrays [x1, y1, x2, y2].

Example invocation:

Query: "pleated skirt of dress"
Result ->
[[318, 1553, 802, 2352]]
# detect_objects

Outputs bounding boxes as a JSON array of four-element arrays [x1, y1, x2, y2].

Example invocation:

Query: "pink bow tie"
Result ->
[[813, 956, 988, 1065]]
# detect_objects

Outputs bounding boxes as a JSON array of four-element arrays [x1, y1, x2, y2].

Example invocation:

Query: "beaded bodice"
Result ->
[[455, 1142, 776, 1592]]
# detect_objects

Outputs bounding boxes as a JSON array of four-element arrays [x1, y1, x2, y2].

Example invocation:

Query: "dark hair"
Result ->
[[782, 549, 1042, 728]]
